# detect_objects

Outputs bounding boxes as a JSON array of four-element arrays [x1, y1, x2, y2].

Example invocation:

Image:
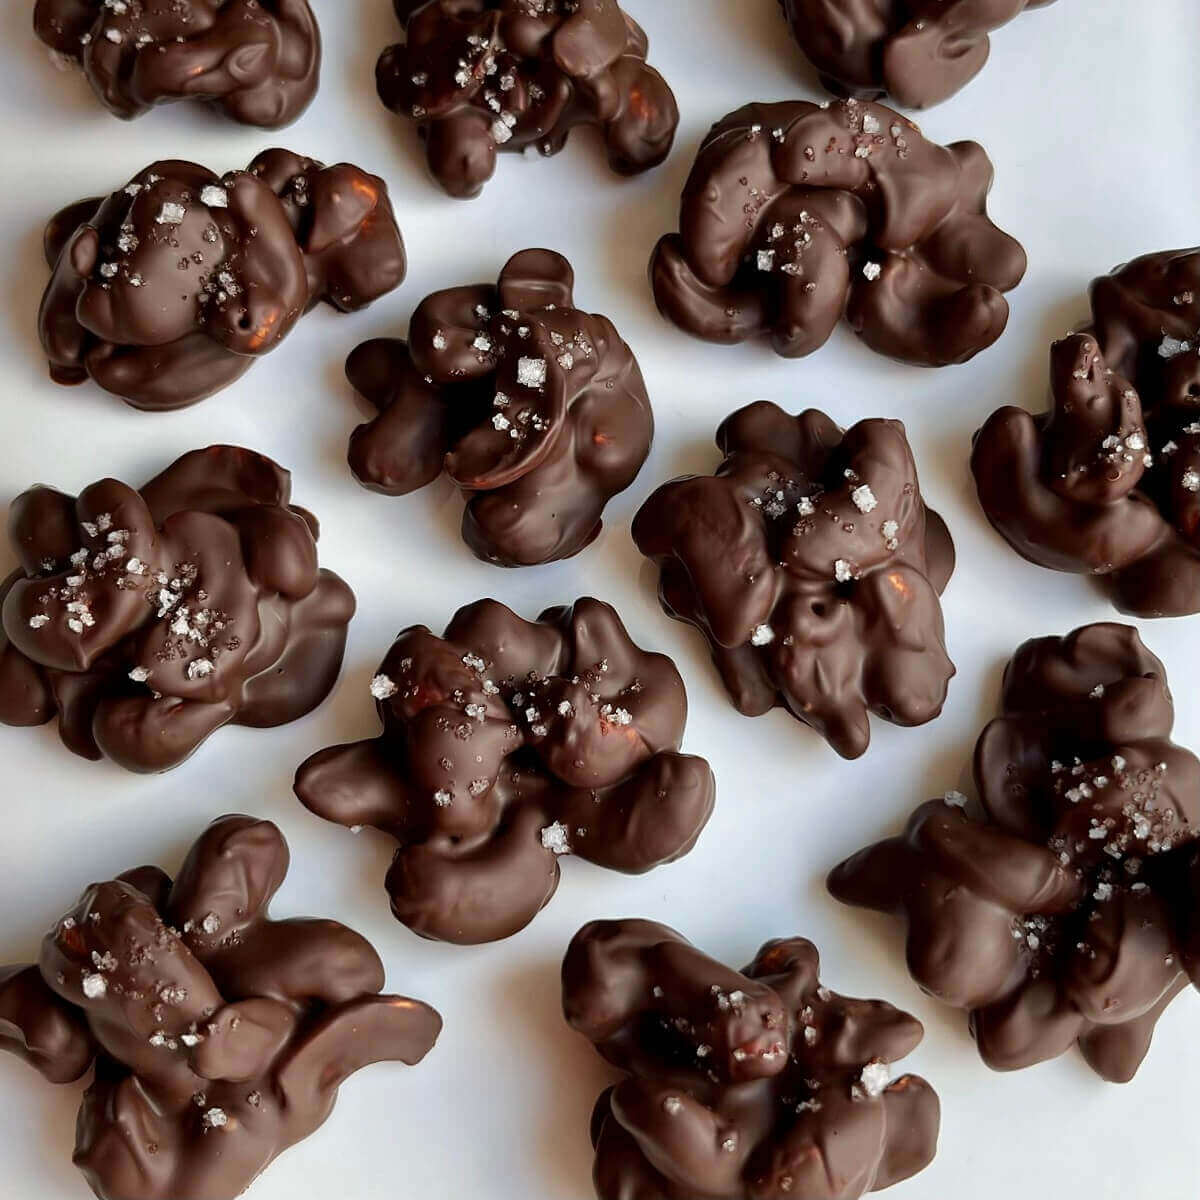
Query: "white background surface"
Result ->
[[0, 2, 1197, 1197]]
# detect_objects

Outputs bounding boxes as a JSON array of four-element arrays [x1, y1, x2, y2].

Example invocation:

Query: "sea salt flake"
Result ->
[[862, 261, 882, 281], [757, 250, 775, 272], [943, 790, 967, 808], [81, 973, 107, 1000], [834, 559, 854, 583], [750, 624, 775, 646], [517, 357, 547, 389], [1159, 335, 1192, 359], [850, 484, 877, 513], [200, 186, 228, 209], [370, 674, 397, 700], [858, 1061, 889, 1098], [202, 1108, 228, 1131], [1182, 469, 1200, 493], [156, 202, 187, 226], [129, 666, 150, 683]]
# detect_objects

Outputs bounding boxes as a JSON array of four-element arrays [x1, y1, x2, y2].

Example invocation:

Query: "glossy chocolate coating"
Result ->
[[633, 401, 955, 759], [563, 920, 940, 1199], [40, 149, 406, 411], [972, 249, 1200, 617], [376, 0, 678, 199], [346, 248, 653, 567], [830, 623, 1200, 1082], [779, 0, 1056, 109], [34, 0, 321, 128], [0, 816, 441, 1200], [295, 598, 714, 945], [0, 445, 355, 773], [650, 99, 1026, 367]]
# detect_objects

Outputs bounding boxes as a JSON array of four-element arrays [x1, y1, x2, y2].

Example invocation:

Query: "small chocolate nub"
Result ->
[[650, 99, 1026, 367], [39, 150, 406, 411], [972, 248, 1200, 617], [376, 0, 678, 198], [779, 0, 1057, 109], [563, 919, 940, 1198], [33, 0, 321, 128], [0, 815, 441, 1200], [830, 622, 1200, 1082], [0, 445, 355, 772], [295, 598, 715, 945], [346, 248, 653, 567], [633, 401, 955, 758]]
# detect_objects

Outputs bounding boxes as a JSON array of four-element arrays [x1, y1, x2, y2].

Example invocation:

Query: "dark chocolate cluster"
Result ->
[[346, 249, 653, 567], [650, 99, 1026, 367], [830, 623, 1200, 1082], [40, 149, 406, 411], [295, 599, 714, 945], [0, 445, 355, 773], [34, 0, 321, 127], [0, 816, 441, 1200], [973, 248, 1200, 617], [633, 401, 955, 759], [563, 920, 940, 1199], [376, 0, 678, 198], [779, 0, 1056, 109]]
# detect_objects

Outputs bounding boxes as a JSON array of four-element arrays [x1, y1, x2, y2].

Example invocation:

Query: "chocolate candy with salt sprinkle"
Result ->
[[972, 248, 1200, 617], [346, 248, 653, 567], [830, 622, 1200, 1082], [563, 920, 940, 1200], [0, 445, 354, 773], [779, 0, 1057, 109], [34, 0, 320, 128], [0, 815, 441, 1200], [650, 99, 1026, 367], [39, 149, 406, 411], [376, 0, 678, 198], [294, 598, 714, 945], [633, 401, 955, 759]]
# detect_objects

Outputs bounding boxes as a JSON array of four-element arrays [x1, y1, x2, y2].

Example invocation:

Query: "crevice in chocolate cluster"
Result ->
[[345, 248, 653, 567], [0, 445, 355, 773], [0, 816, 441, 1200], [633, 401, 956, 759], [562, 919, 940, 1199], [779, 0, 1057, 109], [33, 0, 321, 128], [39, 149, 406, 411], [376, 0, 678, 198], [973, 248, 1200, 616], [830, 622, 1200, 1082], [650, 99, 1026, 367], [295, 598, 714, 945]]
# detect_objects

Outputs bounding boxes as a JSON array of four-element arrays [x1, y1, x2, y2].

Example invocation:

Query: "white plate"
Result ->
[[0, 2, 1196, 1197]]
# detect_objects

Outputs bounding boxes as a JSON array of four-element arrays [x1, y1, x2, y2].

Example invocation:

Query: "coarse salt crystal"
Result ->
[[750, 624, 775, 646], [200, 186, 228, 209], [156, 202, 187, 226], [370, 674, 397, 700], [517, 357, 547, 389], [943, 790, 967, 808], [81, 973, 107, 1000], [850, 484, 877, 513], [541, 822, 571, 855], [858, 1060, 889, 1098], [834, 559, 854, 583], [862, 261, 882, 281]]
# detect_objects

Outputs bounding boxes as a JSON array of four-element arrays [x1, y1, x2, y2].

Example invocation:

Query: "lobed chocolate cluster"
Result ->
[[0, 816, 441, 1200], [973, 248, 1200, 617], [633, 401, 955, 759], [563, 920, 940, 1200], [376, 0, 678, 198], [34, 0, 321, 128], [650, 99, 1026, 367], [346, 249, 653, 566], [779, 0, 1056, 109], [0, 445, 355, 773], [40, 149, 407, 411], [830, 623, 1200, 1082], [295, 599, 714, 945]]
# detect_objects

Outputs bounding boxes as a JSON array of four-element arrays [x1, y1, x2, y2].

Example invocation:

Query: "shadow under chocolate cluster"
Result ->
[[34, 0, 321, 128], [295, 598, 714, 945], [377, 0, 678, 197], [973, 248, 1200, 617], [563, 919, 940, 1200], [830, 622, 1200, 1082], [40, 148, 406, 411], [650, 99, 1026, 367], [779, 0, 1056, 109], [633, 401, 955, 759], [0, 445, 355, 773], [0, 816, 441, 1200], [346, 249, 653, 566]]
